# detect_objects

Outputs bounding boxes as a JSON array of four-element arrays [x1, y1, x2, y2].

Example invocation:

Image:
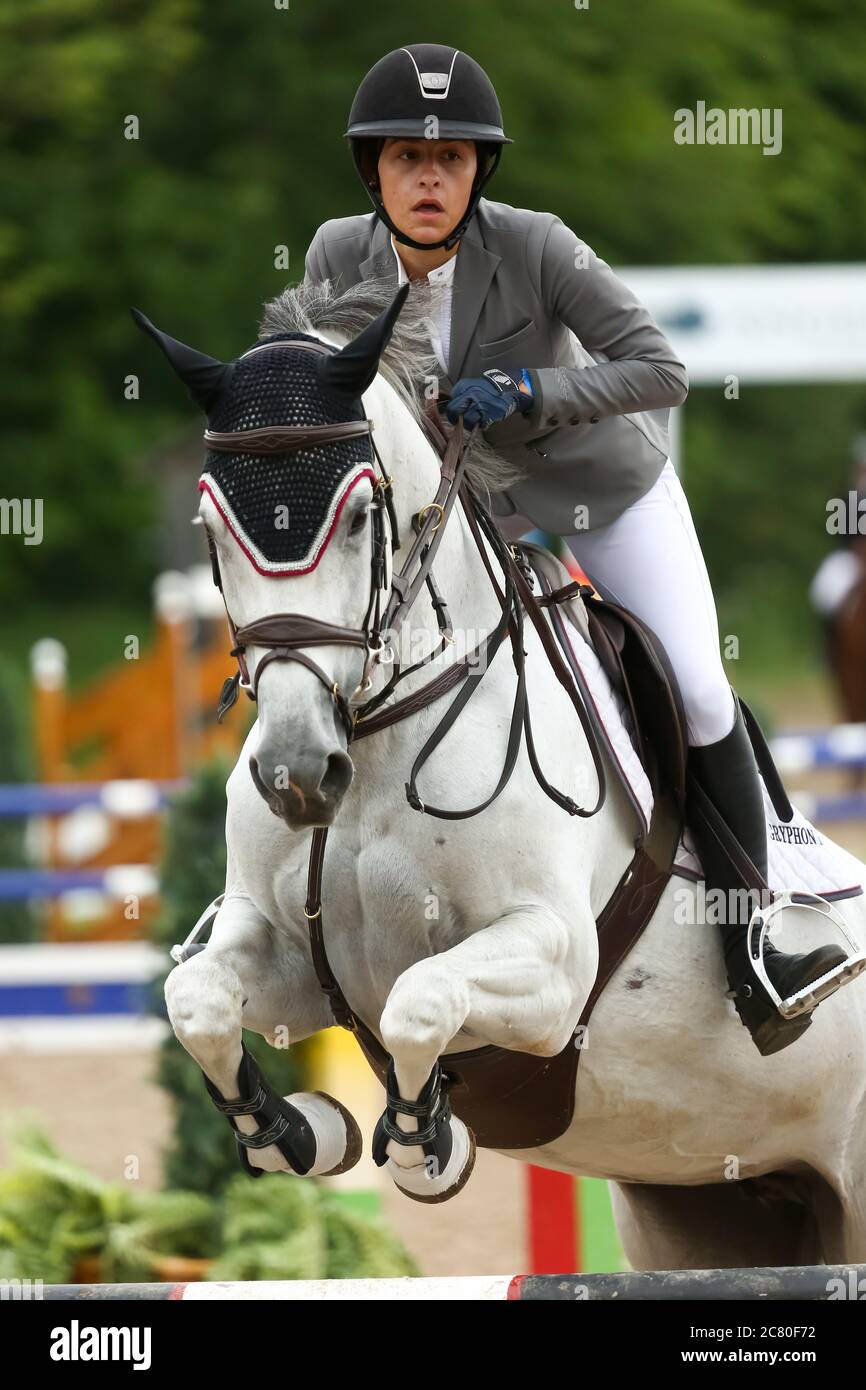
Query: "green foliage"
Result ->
[[150, 760, 308, 1196], [685, 383, 866, 671], [0, 1123, 417, 1283], [0, 1121, 219, 1283], [207, 1174, 418, 1282], [322, 1200, 420, 1280], [2, 0, 865, 619]]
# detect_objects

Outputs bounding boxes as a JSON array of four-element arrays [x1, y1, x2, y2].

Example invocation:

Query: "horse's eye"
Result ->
[[349, 507, 368, 535]]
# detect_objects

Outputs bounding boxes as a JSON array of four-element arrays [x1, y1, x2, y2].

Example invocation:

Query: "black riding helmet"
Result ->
[[344, 43, 512, 252]]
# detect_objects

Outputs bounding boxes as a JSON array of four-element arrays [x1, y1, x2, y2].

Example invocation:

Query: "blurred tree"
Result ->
[[0, 657, 36, 941]]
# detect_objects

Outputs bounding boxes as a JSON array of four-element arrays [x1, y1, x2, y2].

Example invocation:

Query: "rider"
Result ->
[[303, 42, 856, 1055]]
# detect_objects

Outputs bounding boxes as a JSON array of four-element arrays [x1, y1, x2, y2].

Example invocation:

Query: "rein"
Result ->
[[204, 349, 613, 1033]]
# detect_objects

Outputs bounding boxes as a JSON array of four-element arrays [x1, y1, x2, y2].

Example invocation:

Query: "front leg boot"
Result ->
[[202, 1042, 361, 1178], [372, 1057, 476, 1204]]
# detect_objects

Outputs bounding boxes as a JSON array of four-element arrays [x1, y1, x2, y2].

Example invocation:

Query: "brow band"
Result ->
[[203, 419, 374, 454]]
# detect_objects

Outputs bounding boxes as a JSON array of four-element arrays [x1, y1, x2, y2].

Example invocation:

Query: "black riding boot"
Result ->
[[686, 695, 847, 1055]]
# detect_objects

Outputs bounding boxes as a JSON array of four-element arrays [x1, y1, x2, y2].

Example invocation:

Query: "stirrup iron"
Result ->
[[743, 890, 866, 1019]]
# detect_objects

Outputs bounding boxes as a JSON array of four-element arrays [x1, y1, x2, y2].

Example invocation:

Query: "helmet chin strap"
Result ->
[[384, 200, 470, 253]]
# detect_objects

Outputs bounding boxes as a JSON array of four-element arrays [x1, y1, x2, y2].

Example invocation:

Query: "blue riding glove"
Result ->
[[444, 368, 534, 429]]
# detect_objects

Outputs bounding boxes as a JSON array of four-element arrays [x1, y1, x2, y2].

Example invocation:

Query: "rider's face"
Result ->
[[376, 138, 477, 243]]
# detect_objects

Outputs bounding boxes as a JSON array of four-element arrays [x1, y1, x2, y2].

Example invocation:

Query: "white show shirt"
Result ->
[[390, 234, 457, 374]]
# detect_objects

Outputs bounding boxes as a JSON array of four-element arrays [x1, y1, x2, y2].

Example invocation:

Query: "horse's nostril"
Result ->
[[250, 749, 351, 815], [320, 752, 353, 802]]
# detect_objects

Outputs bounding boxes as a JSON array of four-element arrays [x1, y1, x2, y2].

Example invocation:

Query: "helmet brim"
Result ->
[[345, 119, 512, 143]]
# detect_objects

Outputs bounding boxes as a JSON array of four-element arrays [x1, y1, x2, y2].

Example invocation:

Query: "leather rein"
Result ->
[[204, 339, 612, 1033]]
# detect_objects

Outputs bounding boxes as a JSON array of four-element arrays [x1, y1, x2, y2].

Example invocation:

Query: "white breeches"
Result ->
[[563, 458, 737, 748]]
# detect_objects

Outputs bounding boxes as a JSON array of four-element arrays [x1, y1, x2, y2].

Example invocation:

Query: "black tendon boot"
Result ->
[[686, 697, 848, 1056]]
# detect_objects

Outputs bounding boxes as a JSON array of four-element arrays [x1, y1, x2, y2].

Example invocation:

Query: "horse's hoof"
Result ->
[[386, 1114, 476, 1204], [284, 1091, 363, 1176]]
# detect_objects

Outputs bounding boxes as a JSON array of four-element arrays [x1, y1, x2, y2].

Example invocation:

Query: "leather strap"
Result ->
[[503, 534, 607, 818], [575, 786, 682, 1045], [377, 418, 472, 638], [204, 419, 373, 454], [738, 695, 794, 823], [531, 563, 649, 838], [352, 656, 475, 739], [304, 825, 360, 1032], [685, 772, 768, 894], [233, 613, 369, 656]]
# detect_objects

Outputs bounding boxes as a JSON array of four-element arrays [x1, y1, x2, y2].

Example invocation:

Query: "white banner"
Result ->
[[620, 264, 866, 385]]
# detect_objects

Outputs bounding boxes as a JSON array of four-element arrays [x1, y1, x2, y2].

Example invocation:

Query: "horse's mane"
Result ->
[[258, 276, 528, 498]]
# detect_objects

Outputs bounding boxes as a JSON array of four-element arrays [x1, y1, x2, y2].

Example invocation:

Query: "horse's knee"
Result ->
[[380, 960, 469, 1059], [164, 953, 242, 1043]]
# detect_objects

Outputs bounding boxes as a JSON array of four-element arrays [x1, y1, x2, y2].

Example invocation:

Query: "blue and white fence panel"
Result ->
[[0, 942, 168, 1053], [769, 725, 866, 823], [0, 779, 186, 910], [0, 780, 186, 820], [771, 725, 866, 774]]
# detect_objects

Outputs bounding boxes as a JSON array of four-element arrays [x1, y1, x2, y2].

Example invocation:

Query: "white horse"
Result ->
[[144, 279, 866, 1270]]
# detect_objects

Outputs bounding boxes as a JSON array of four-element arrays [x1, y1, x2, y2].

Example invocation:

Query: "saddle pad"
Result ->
[[558, 612, 864, 901], [676, 787, 866, 900]]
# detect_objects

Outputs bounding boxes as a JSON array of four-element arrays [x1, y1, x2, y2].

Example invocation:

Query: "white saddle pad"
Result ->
[[561, 618, 865, 902]]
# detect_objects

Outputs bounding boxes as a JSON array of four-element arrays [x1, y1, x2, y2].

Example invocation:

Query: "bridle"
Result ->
[[207, 337, 477, 745]]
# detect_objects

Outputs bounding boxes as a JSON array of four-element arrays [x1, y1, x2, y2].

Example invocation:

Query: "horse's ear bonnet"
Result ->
[[131, 285, 409, 575]]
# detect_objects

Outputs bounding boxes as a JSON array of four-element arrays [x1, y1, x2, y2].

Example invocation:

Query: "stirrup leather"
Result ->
[[737, 890, 866, 1020]]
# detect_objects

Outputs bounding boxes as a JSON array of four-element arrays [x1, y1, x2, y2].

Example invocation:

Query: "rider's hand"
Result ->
[[444, 368, 534, 430]]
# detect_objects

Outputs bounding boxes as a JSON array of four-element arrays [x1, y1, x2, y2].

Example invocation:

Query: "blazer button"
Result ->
[[590, 415, 600, 423], [569, 415, 580, 425], [546, 416, 558, 427]]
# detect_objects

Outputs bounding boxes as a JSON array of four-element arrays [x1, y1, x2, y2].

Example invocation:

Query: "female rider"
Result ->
[[303, 42, 856, 1055]]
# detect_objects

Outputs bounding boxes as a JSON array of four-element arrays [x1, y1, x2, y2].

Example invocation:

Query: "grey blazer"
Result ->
[[303, 196, 688, 533]]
